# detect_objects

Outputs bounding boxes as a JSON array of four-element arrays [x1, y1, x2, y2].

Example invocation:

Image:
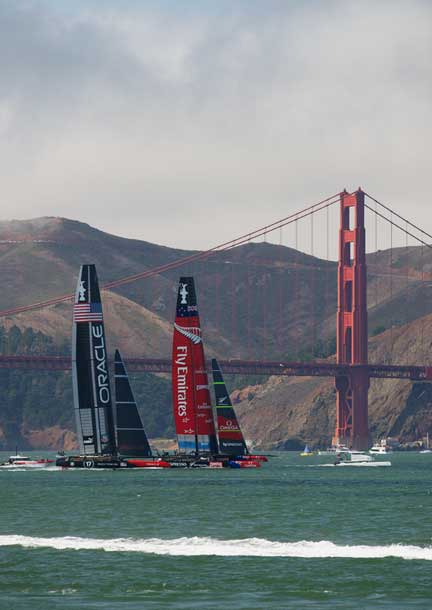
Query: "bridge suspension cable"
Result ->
[[365, 192, 432, 249], [364, 191, 431, 368], [0, 192, 341, 318], [364, 192, 432, 243], [365, 204, 432, 250]]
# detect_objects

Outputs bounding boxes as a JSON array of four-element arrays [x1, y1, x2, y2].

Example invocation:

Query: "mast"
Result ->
[[72, 264, 116, 456], [171, 277, 218, 454], [211, 358, 248, 455], [114, 349, 152, 457]]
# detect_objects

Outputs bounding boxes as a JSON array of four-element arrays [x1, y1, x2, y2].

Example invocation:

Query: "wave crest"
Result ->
[[1, 535, 431, 560]]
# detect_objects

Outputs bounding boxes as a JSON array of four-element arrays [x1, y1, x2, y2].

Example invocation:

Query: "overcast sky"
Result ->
[[0, 0, 431, 250]]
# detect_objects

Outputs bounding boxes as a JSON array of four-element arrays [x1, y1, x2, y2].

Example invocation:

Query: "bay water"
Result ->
[[1, 452, 431, 609]]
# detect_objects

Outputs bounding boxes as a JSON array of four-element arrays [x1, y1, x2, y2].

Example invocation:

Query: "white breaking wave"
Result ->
[[0, 535, 431, 560]]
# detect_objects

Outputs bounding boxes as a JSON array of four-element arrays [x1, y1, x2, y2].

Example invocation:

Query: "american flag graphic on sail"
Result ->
[[73, 302, 103, 323]]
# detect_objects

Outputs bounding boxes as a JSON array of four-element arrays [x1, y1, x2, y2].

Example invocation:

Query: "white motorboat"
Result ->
[[334, 451, 391, 467], [318, 447, 342, 456], [369, 440, 392, 455], [318, 445, 365, 456], [0, 454, 54, 469]]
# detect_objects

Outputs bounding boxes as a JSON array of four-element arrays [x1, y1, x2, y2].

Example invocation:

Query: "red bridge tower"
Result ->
[[333, 189, 369, 450]]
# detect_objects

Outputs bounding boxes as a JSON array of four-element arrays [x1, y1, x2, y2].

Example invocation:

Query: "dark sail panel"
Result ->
[[114, 349, 151, 457], [212, 358, 248, 455], [172, 277, 218, 454], [72, 264, 116, 455]]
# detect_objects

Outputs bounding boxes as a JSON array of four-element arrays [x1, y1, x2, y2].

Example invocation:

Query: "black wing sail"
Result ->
[[72, 264, 116, 456], [115, 349, 152, 457], [212, 358, 248, 455]]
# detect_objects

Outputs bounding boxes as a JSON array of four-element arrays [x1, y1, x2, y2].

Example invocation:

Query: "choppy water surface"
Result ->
[[0, 452, 431, 609]]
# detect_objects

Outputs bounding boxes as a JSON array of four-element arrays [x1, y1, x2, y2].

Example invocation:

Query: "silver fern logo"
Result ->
[[174, 323, 202, 344]]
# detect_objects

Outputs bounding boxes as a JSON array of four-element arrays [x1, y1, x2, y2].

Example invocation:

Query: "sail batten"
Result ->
[[72, 265, 116, 456], [211, 358, 248, 455], [114, 349, 152, 457]]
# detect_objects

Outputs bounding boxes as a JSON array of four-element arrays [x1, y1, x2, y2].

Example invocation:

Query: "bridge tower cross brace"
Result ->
[[333, 189, 370, 450]]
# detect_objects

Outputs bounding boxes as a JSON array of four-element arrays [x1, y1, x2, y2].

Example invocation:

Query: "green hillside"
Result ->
[[0, 325, 173, 450]]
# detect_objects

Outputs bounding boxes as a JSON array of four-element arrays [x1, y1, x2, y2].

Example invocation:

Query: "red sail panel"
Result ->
[[192, 334, 218, 454], [171, 277, 218, 454]]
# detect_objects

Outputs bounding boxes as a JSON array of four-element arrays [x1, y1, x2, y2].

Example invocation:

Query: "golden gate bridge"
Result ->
[[1, 188, 431, 450]]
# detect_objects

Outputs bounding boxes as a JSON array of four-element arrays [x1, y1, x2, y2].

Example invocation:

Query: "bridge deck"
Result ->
[[0, 355, 431, 381]]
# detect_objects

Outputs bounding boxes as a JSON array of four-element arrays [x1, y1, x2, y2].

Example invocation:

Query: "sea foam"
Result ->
[[0, 535, 431, 560]]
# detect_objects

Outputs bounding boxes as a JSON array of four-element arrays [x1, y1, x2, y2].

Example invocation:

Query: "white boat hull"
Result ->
[[335, 461, 392, 467], [0, 455, 54, 469]]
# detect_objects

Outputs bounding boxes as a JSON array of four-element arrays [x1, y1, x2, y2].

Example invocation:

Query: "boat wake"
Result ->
[[312, 462, 391, 468], [0, 465, 63, 472], [1, 535, 431, 560]]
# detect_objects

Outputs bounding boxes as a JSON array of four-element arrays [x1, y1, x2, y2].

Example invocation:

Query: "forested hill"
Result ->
[[0, 325, 173, 450]]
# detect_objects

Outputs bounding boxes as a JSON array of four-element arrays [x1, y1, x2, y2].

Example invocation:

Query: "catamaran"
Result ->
[[170, 277, 264, 468], [57, 269, 265, 470], [211, 357, 267, 465], [56, 264, 169, 470], [170, 276, 222, 468]]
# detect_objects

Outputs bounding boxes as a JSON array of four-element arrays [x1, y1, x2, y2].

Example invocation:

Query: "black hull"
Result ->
[[56, 453, 264, 469], [56, 455, 132, 469]]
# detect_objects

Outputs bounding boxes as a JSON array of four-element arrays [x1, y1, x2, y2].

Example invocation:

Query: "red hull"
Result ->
[[126, 459, 171, 468], [231, 460, 261, 468]]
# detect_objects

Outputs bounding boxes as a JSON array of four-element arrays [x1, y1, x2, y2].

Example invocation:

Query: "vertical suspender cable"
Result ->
[[247, 238, 252, 360], [294, 218, 299, 360], [278, 226, 283, 357], [325, 205, 330, 351], [215, 269, 221, 351], [405, 222, 409, 353], [390, 216, 393, 360], [231, 261, 236, 358], [374, 202, 378, 309], [311, 212, 314, 257], [311, 211, 316, 356], [421, 243, 425, 363], [262, 253, 267, 360]]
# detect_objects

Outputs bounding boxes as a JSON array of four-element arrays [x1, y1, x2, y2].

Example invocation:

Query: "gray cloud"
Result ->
[[0, 0, 431, 251]]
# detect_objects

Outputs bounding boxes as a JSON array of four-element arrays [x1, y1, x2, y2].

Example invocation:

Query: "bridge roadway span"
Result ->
[[1, 355, 432, 381]]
